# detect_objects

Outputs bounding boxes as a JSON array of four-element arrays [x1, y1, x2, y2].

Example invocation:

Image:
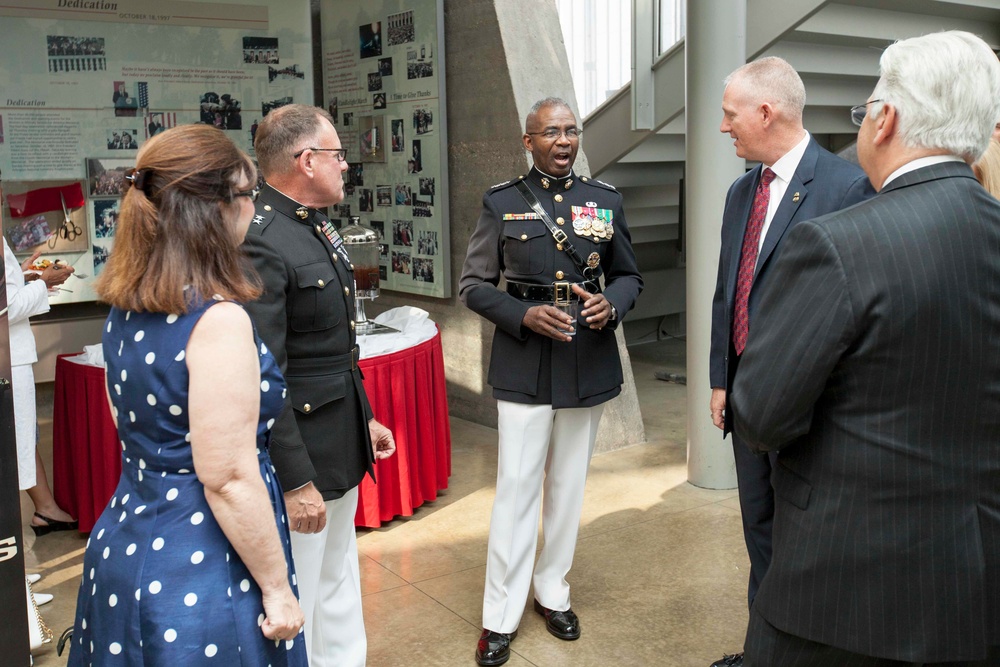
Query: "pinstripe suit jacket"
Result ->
[[730, 161, 1000, 662]]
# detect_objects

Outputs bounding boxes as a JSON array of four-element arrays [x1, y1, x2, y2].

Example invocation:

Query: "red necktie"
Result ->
[[732, 167, 776, 355]]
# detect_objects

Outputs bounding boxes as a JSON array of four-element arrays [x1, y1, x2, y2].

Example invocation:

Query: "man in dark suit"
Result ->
[[243, 104, 395, 667], [460, 97, 642, 666], [731, 31, 1000, 666], [709, 57, 873, 667]]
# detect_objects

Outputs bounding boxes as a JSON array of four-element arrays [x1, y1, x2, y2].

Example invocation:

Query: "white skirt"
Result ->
[[12, 363, 36, 491]]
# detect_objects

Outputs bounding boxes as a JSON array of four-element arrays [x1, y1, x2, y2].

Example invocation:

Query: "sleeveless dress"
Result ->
[[69, 299, 307, 666]]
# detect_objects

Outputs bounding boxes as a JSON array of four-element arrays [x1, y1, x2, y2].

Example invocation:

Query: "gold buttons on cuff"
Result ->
[[317, 279, 325, 287], [303, 403, 312, 413], [520, 233, 528, 240], [554, 194, 563, 203], [556, 217, 565, 225], [556, 271, 565, 279]]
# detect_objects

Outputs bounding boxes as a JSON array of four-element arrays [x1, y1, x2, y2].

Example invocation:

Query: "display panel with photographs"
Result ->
[[321, 0, 450, 298], [0, 0, 313, 304]]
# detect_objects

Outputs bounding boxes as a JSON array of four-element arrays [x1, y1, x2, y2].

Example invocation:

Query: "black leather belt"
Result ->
[[506, 280, 597, 302], [286, 346, 359, 375]]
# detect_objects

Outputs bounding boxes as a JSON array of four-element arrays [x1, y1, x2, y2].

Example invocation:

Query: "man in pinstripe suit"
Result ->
[[731, 31, 1000, 666]]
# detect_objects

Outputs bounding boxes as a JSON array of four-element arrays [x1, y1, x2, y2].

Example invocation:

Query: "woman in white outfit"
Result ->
[[2, 179, 77, 534]]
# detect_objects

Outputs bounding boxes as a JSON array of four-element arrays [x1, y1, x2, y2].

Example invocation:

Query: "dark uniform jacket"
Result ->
[[459, 167, 643, 409], [243, 184, 374, 501]]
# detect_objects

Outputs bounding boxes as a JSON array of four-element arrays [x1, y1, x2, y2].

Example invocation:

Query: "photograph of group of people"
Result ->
[[200, 91, 242, 130], [387, 10, 415, 46], [87, 159, 131, 197], [242, 37, 279, 64], [47, 35, 106, 73], [106, 130, 138, 151]]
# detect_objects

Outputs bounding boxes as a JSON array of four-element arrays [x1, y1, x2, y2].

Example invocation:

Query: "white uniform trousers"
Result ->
[[289, 486, 367, 667], [482, 400, 605, 633]]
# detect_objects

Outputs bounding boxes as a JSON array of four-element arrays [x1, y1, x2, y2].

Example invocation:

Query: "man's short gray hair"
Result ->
[[724, 57, 806, 118], [254, 104, 335, 178], [525, 97, 575, 131], [869, 31, 1000, 163]]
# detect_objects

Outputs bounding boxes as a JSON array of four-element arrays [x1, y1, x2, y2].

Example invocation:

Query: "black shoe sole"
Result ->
[[533, 599, 581, 640]]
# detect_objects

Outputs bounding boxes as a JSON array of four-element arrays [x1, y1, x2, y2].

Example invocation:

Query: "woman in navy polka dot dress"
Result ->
[[69, 125, 307, 666]]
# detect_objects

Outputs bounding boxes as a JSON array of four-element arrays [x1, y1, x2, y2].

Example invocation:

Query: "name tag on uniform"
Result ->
[[502, 213, 541, 221]]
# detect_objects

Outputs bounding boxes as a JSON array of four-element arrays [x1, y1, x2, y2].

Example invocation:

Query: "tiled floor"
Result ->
[[24, 338, 750, 666]]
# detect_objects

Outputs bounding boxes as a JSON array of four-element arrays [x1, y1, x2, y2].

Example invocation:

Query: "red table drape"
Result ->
[[52, 331, 451, 532], [52, 354, 120, 534]]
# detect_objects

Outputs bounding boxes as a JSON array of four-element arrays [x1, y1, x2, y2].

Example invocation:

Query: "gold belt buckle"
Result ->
[[554, 281, 571, 306]]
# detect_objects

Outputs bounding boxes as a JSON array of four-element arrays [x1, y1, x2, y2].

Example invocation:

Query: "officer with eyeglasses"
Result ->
[[241, 104, 395, 667], [460, 96, 643, 666]]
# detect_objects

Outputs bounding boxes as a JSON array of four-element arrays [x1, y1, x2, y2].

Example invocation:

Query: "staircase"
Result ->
[[582, 0, 1000, 343]]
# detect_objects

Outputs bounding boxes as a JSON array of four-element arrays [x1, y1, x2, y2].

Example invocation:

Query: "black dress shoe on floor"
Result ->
[[710, 651, 744, 667], [533, 599, 581, 640], [475, 628, 517, 666]]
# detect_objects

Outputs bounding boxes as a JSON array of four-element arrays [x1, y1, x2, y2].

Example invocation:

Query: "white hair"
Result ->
[[869, 31, 1000, 163], [724, 57, 806, 119]]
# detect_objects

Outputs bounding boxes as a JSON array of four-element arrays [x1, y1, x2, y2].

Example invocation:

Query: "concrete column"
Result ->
[[374, 0, 645, 452], [684, 0, 745, 488]]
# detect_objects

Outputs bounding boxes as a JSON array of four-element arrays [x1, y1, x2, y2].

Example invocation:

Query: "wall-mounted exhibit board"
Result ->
[[320, 0, 450, 298], [0, 0, 313, 304]]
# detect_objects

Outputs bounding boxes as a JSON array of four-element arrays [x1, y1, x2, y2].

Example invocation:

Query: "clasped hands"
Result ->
[[521, 283, 613, 342], [284, 418, 395, 534]]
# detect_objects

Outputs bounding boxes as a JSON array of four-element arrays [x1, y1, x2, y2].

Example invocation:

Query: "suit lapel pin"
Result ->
[[792, 192, 801, 203]]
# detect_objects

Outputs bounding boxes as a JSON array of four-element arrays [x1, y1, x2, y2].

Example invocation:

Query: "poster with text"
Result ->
[[0, 0, 312, 305], [320, 0, 450, 298]]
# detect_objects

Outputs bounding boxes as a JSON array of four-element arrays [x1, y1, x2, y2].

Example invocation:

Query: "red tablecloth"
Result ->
[[52, 331, 451, 532]]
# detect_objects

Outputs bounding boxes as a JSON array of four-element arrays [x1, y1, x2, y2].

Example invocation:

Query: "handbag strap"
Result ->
[[513, 180, 600, 281]]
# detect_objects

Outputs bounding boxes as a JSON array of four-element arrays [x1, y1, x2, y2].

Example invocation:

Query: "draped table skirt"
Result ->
[[52, 330, 451, 532]]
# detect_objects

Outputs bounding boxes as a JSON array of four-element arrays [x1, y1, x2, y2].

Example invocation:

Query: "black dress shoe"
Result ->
[[475, 628, 517, 666], [533, 599, 581, 640], [710, 652, 744, 667]]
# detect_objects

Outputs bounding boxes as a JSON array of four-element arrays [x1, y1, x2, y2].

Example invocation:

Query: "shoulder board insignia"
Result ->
[[589, 178, 618, 192], [489, 178, 516, 191]]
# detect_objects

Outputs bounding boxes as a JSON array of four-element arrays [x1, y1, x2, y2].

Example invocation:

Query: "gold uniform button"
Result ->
[[264, 205, 272, 211], [556, 271, 565, 279], [332, 254, 338, 262], [520, 233, 528, 240], [554, 194, 563, 203], [556, 217, 565, 225], [349, 264, 354, 271], [350, 321, 356, 330], [314, 225, 322, 233], [582, 176, 589, 182], [344, 287, 350, 296], [556, 243, 564, 251], [317, 279, 325, 287], [303, 403, 312, 413]]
